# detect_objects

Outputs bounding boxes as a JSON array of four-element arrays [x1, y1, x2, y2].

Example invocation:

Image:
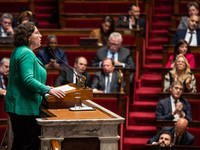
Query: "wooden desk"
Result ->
[[146, 144, 200, 150], [37, 100, 124, 150]]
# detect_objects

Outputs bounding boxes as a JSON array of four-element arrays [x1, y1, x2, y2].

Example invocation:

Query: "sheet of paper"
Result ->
[[45, 85, 76, 96]]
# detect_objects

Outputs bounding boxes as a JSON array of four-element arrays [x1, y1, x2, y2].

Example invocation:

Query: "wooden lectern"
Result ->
[[43, 83, 93, 109], [39, 84, 124, 150]]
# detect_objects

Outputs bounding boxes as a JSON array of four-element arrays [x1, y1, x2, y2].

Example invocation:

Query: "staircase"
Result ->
[[124, 0, 174, 149], [34, 0, 59, 28]]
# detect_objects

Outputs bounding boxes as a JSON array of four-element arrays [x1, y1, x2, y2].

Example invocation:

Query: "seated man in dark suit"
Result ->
[[54, 56, 91, 88], [156, 80, 192, 121], [91, 58, 125, 93], [91, 32, 135, 82], [177, 2, 200, 29], [37, 34, 68, 69], [147, 118, 194, 146], [0, 13, 14, 37], [0, 58, 10, 96], [118, 4, 145, 36], [173, 15, 200, 46]]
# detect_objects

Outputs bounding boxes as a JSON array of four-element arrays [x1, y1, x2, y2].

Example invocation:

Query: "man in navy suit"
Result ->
[[147, 118, 194, 146], [173, 15, 200, 46], [156, 80, 192, 121], [91, 58, 125, 93], [118, 4, 146, 36], [37, 34, 68, 69]]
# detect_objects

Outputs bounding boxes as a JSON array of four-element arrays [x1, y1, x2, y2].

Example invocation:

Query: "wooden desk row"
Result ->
[[146, 144, 200, 150], [47, 67, 131, 99]]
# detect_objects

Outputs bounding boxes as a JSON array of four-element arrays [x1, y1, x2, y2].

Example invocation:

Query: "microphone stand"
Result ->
[[49, 47, 87, 89]]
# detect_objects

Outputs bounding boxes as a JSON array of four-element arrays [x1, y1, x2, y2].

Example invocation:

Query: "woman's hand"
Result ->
[[48, 88, 66, 98], [185, 76, 192, 90]]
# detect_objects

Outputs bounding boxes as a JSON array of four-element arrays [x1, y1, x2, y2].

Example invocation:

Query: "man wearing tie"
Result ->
[[91, 58, 125, 93], [0, 58, 10, 96], [147, 118, 194, 146], [156, 80, 192, 121], [91, 32, 135, 83], [0, 13, 14, 37], [173, 15, 200, 46]]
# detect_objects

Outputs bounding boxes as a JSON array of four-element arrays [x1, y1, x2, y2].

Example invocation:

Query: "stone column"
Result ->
[[99, 136, 120, 150]]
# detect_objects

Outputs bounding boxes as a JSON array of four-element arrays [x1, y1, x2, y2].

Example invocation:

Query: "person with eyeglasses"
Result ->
[[163, 54, 196, 93], [156, 80, 192, 121], [0, 13, 14, 37], [91, 32, 135, 82]]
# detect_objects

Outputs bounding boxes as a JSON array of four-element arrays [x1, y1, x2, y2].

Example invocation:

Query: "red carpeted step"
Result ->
[[35, 6, 55, 14], [135, 87, 161, 101], [155, 6, 173, 14], [152, 22, 171, 30], [146, 46, 163, 55], [38, 22, 58, 29], [149, 38, 168, 46], [140, 74, 162, 88], [149, 30, 168, 38], [125, 125, 156, 137], [131, 101, 158, 112], [143, 64, 162, 74], [124, 137, 149, 150], [146, 55, 163, 64], [153, 14, 171, 22], [155, 0, 174, 7], [34, 0, 57, 7], [35, 14, 51, 22], [129, 111, 156, 126]]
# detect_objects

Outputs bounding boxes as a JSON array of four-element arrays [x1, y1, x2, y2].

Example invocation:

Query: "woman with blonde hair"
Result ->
[[163, 54, 196, 93]]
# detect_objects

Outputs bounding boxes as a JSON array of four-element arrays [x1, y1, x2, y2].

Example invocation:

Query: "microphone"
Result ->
[[48, 47, 87, 89]]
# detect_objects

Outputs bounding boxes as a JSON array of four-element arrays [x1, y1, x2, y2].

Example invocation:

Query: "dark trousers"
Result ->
[[9, 113, 41, 150]]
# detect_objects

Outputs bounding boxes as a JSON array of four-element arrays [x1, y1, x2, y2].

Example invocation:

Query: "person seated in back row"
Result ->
[[156, 80, 192, 121], [147, 118, 194, 146], [163, 54, 196, 93], [177, 2, 200, 29], [54, 56, 91, 88], [12, 7, 38, 27], [0, 13, 14, 37], [90, 16, 115, 46], [166, 39, 195, 68], [37, 34, 68, 69], [118, 4, 145, 36], [91, 32, 135, 83], [91, 58, 125, 93], [173, 15, 200, 46]]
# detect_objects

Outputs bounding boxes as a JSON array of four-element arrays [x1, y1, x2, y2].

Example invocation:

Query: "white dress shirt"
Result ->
[[184, 29, 197, 46]]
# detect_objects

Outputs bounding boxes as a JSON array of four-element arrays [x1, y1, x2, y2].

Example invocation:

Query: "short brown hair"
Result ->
[[14, 22, 35, 47]]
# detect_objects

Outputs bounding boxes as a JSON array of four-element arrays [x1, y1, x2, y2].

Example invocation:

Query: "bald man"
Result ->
[[54, 56, 91, 87], [173, 15, 200, 46], [147, 118, 194, 146]]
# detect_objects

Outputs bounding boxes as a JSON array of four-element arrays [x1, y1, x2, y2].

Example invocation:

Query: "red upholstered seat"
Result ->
[[0, 2, 29, 13]]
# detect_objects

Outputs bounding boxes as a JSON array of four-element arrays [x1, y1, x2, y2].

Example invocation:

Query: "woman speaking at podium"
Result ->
[[5, 22, 65, 150]]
